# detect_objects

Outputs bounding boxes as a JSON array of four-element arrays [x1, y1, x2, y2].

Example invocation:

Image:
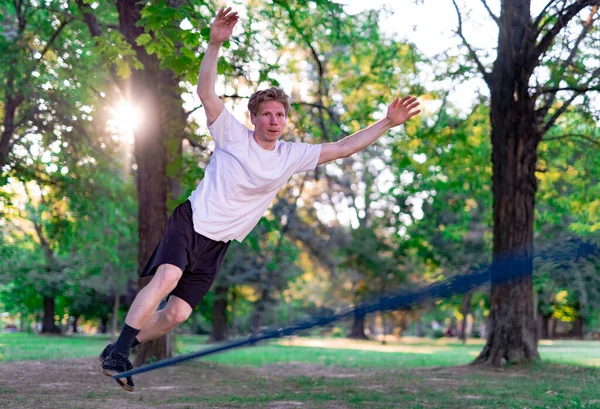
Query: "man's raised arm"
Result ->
[[317, 96, 421, 166], [196, 7, 239, 125]]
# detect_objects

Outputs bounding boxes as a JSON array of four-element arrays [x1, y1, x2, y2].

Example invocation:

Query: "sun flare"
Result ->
[[109, 101, 141, 144]]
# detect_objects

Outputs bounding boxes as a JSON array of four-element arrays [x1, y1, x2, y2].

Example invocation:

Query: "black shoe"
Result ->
[[98, 343, 112, 363], [101, 352, 135, 392]]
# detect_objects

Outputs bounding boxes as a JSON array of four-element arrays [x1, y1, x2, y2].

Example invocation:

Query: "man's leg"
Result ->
[[135, 295, 192, 342], [101, 263, 183, 391], [101, 296, 191, 358]]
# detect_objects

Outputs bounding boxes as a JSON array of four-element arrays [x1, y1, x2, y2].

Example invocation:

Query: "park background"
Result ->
[[1, 0, 599, 408]]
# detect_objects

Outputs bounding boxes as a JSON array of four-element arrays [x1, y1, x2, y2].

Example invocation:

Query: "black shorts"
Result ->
[[141, 200, 231, 310]]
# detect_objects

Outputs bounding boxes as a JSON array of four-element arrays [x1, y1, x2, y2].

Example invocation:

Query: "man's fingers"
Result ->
[[407, 101, 420, 110], [217, 7, 229, 19], [217, 7, 234, 20], [408, 109, 422, 118], [399, 95, 412, 104], [402, 96, 417, 106]]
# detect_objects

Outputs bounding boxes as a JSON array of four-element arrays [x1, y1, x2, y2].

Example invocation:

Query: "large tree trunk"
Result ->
[[210, 285, 229, 342], [115, 0, 172, 366], [473, 0, 540, 365], [41, 296, 59, 333]]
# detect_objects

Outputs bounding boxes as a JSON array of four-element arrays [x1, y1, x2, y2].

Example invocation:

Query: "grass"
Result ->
[[2, 332, 600, 368], [1, 333, 600, 408]]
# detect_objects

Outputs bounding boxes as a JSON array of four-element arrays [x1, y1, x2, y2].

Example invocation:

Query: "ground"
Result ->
[[1, 357, 598, 409]]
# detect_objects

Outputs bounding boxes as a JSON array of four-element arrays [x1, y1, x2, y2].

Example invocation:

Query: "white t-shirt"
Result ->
[[189, 108, 321, 242]]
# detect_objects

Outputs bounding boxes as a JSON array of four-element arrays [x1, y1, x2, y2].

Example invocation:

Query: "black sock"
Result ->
[[112, 324, 140, 356], [131, 338, 141, 348]]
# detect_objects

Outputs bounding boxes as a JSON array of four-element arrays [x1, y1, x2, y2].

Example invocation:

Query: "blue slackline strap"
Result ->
[[113, 264, 495, 379], [114, 242, 599, 380]]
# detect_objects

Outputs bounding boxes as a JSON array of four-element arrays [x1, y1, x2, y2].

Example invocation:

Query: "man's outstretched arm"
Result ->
[[197, 7, 239, 125], [317, 96, 421, 166]]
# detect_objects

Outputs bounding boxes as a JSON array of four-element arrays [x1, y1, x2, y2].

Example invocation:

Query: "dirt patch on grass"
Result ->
[[0, 358, 597, 409]]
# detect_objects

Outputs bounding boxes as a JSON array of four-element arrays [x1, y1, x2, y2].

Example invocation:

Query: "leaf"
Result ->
[[135, 33, 152, 46], [200, 27, 211, 41], [115, 60, 131, 79]]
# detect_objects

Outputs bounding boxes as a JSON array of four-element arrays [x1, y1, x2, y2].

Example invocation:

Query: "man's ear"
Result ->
[[250, 113, 256, 125]]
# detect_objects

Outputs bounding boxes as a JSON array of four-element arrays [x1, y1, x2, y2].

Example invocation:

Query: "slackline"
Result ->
[[113, 253, 537, 380]]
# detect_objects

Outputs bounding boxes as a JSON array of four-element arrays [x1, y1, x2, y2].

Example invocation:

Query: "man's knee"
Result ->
[[151, 264, 183, 293], [164, 302, 191, 326]]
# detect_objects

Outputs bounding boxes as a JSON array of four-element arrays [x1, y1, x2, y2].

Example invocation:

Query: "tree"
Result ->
[[76, 0, 207, 363], [449, 0, 600, 365]]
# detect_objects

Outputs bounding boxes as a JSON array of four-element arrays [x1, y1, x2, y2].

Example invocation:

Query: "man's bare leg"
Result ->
[[124, 263, 183, 330], [101, 264, 183, 391], [136, 295, 192, 343]]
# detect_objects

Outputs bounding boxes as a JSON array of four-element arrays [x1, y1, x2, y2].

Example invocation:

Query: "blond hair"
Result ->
[[248, 87, 291, 117]]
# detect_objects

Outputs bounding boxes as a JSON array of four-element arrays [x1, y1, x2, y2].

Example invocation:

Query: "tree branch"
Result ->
[[479, 0, 500, 25], [537, 85, 600, 94], [38, 17, 74, 61], [184, 136, 211, 153], [186, 104, 203, 118], [538, 65, 600, 134], [534, 4, 598, 114], [534, 1, 599, 66], [75, 0, 123, 89], [452, 0, 492, 87], [540, 92, 580, 135], [533, 0, 560, 32], [543, 133, 600, 147], [292, 101, 348, 139]]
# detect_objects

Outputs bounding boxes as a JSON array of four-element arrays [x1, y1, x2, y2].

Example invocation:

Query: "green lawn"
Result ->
[[1, 332, 600, 408], [1, 332, 599, 368]]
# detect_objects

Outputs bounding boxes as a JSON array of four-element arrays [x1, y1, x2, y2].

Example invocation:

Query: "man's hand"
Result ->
[[386, 96, 421, 127], [210, 7, 239, 46], [198, 7, 239, 124]]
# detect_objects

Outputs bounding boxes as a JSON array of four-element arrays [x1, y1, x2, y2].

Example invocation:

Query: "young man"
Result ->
[[100, 7, 420, 392]]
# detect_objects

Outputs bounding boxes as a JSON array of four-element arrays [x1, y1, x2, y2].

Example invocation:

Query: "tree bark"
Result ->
[[0, 91, 24, 171], [41, 296, 59, 333], [573, 316, 584, 339], [473, 0, 540, 365], [251, 291, 268, 335], [210, 285, 229, 342], [539, 315, 550, 340], [100, 316, 109, 334], [348, 309, 368, 339], [114, 0, 173, 366]]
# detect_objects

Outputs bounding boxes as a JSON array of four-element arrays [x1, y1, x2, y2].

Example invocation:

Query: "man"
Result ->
[[100, 7, 420, 392]]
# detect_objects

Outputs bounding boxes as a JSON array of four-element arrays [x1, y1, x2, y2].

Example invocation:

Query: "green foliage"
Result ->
[[94, 31, 143, 78]]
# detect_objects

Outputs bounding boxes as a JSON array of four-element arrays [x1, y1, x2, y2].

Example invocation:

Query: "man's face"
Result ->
[[251, 100, 287, 143]]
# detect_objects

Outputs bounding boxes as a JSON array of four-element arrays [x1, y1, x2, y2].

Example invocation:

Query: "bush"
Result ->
[[331, 326, 345, 338]]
